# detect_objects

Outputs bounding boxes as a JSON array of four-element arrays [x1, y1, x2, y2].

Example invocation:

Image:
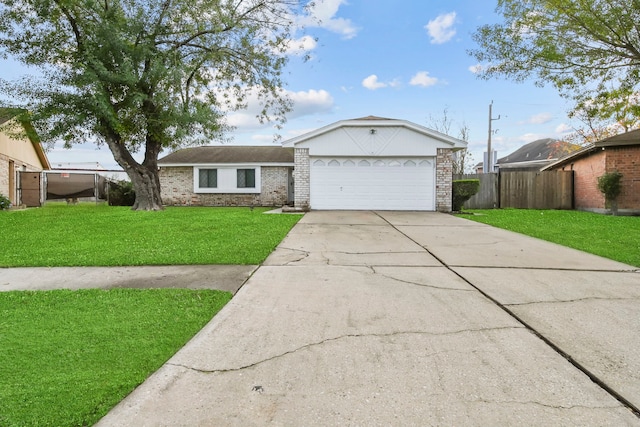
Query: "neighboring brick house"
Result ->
[[158, 146, 294, 207], [542, 129, 640, 215], [0, 108, 51, 206]]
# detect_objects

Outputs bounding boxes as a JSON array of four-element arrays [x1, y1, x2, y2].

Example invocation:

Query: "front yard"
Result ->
[[463, 209, 640, 267], [0, 205, 302, 426], [0, 204, 302, 267]]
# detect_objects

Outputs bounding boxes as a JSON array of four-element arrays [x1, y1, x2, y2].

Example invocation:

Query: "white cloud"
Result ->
[[225, 88, 334, 130], [282, 35, 317, 55], [287, 89, 334, 118], [518, 133, 546, 143], [425, 12, 457, 44], [527, 112, 553, 125], [362, 74, 387, 90], [555, 123, 573, 134], [468, 64, 484, 74], [300, 0, 359, 39], [409, 71, 439, 88]]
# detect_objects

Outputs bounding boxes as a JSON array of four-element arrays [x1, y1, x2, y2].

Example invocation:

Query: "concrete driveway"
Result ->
[[98, 211, 640, 426]]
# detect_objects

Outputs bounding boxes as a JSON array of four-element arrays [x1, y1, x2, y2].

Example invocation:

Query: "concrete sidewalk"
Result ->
[[90, 211, 639, 426], [0, 265, 257, 294]]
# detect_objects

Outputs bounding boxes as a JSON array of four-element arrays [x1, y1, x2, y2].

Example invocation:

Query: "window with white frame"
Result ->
[[193, 166, 260, 193]]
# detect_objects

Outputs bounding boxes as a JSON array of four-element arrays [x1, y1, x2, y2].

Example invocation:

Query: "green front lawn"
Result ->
[[0, 204, 302, 267], [0, 288, 232, 427], [463, 209, 640, 267], [0, 204, 301, 426]]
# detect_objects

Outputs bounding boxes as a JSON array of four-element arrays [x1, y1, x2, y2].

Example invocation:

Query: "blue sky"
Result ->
[[2, 0, 577, 169]]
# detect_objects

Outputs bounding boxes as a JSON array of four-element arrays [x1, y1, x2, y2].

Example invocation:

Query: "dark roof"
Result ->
[[0, 107, 25, 126], [498, 138, 560, 164], [158, 146, 294, 164], [542, 128, 640, 171], [596, 128, 640, 147]]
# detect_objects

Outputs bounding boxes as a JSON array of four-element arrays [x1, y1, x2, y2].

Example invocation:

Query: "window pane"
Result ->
[[199, 169, 217, 188], [237, 169, 255, 188], [246, 169, 255, 187]]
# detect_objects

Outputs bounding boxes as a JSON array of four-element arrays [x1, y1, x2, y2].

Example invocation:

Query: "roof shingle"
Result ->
[[158, 146, 294, 164]]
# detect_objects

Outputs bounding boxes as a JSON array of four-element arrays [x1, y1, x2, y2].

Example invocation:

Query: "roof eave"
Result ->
[[282, 118, 467, 149], [159, 162, 295, 167]]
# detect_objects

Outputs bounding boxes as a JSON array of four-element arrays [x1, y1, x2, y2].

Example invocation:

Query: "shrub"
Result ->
[[597, 171, 623, 215], [452, 179, 480, 211], [0, 193, 11, 210], [108, 180, 136, 206]]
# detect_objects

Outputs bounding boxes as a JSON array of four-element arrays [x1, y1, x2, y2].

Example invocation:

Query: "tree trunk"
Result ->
[[611, 199, 619, 216], [105, 137, 164, 211], [128, 163, 163, 211]]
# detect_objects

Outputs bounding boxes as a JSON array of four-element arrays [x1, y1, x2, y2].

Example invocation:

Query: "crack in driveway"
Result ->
[[506, 296, 640, 307], [167, 326, 524, 374], [370, 266, 475, 292]]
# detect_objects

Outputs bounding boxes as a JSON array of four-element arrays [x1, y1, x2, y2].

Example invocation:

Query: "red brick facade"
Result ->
[[606, 146, 640, 210], [550, 145, 640, 214]]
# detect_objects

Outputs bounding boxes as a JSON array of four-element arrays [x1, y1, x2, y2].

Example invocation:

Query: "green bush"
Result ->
[[108, 180, 136, 206], [0, 193, 11, 210], [452, 179, 480, 211], [597, 171, 623, 215]]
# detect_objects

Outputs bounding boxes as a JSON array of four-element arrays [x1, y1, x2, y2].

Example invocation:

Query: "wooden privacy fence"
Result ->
[[454, 171, 574, 210]]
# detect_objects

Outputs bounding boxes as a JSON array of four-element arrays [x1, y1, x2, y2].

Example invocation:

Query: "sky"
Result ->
[[1, 0, 578, 170]]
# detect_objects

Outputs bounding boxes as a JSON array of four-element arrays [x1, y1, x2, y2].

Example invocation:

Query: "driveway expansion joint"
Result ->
[[166, 326, 525, 375], [375, 211, 640, 420]]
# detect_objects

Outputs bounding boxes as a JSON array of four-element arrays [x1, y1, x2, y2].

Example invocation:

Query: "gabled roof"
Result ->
[[498, 138, 559, 164], [0, 107, 51, 170], [282, 116, 467, 149], [541, 129, 640, 171], [158, 145, 294, 165]]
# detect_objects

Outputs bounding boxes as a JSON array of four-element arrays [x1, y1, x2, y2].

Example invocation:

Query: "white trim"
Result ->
[[193, 166, 261, 194], [282, 118, 466, 149]]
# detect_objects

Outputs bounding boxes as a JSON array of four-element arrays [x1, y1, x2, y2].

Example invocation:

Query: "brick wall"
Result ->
[[605, 146, 640, 211], [436, 148, 453, 212], [159, 166, 290, 207], [554, 145, 640, 213], [293, 148, 310, 209], [562, 151, 606, 211]]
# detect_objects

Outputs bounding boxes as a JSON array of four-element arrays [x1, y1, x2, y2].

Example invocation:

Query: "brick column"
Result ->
[[294, 148, 310, 210], [436, 148, 453, 212]]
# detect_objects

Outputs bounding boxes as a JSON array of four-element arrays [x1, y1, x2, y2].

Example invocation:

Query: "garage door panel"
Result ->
[[310, 157, 435, 210]]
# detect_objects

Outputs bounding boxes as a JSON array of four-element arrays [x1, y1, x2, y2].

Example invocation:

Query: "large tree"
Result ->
[[469, 0, 640, 127], [0, 0, 307, 210]]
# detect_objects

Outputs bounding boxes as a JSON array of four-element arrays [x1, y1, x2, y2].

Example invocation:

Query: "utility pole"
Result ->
[[486, 101, 500, 173]]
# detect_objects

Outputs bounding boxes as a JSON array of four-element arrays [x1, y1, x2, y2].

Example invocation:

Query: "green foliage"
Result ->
[[452, 179, 480, 211], [0, 0, 307, 209], [597, 171, 623, 201], [108, 180, 135, 206], [0, 193, 10, 210], [463, 209, 640, 267], [0, 204, 302, 266], [469, 0, 640, 121], [0, 288, 232, 426]]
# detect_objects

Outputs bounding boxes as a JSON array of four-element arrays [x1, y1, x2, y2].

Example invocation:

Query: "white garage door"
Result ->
[[310, 157, 435, 210]]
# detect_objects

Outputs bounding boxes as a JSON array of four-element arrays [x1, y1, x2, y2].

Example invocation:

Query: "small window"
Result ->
[[237, 169, 256, 188], [199, 169, 217, 188]]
